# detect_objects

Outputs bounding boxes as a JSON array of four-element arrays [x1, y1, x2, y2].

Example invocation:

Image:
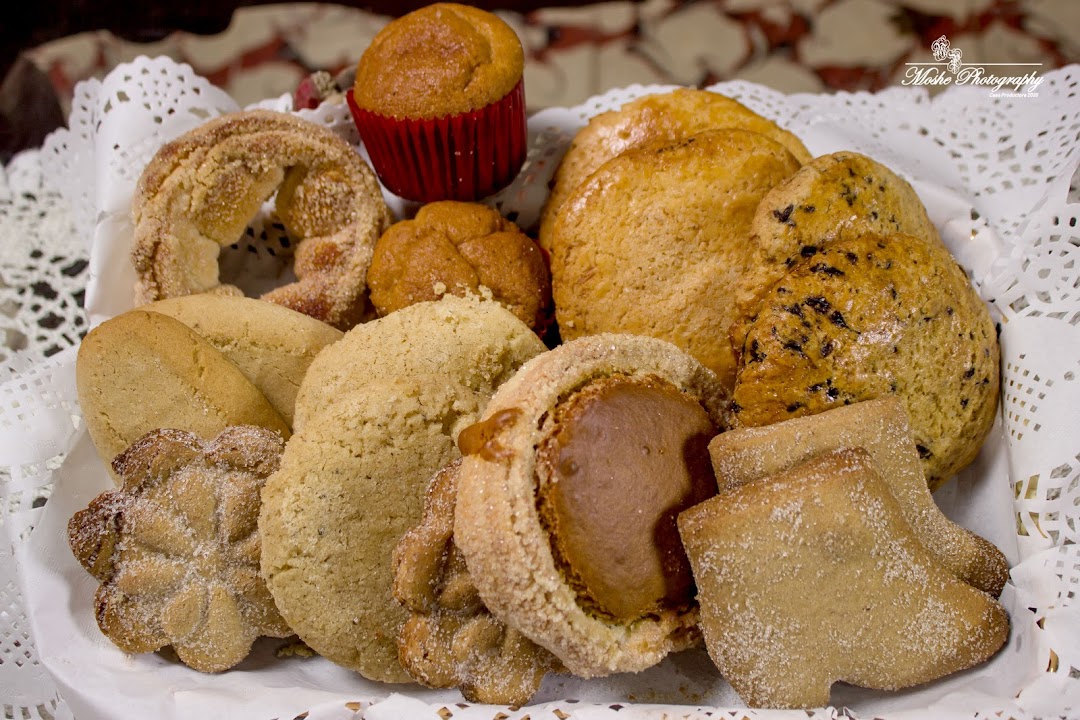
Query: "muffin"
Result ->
[[349, 3, 527, 202], [367, 201, 552, 332]]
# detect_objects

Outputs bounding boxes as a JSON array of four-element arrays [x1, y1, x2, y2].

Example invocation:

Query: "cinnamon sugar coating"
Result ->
[[367, 201, 551, 331], [131, 109, 391, 330], [393, 459, 561, 705], [353, 3, 524, 119], [67, 427, 291, 672]]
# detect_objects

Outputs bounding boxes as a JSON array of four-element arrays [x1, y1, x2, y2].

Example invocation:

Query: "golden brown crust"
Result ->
[[454, 333, 729, 678], [75, 310, 290, 480], [393, 459, 561, 705], [354, 3, 524, 119], [367, 201, 551, 331], [67, 426, 291, 673], [131, 109, 391, 330], [730, 233, 1000, 487], [538, 88, 811, 252], [678, 448, 1009, 709], [709, 397, 1009, 596], [551, 129, 802, 390]]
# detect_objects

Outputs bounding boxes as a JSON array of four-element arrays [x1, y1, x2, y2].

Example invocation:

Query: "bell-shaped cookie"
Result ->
[[678, 448, 1009, 709], [708, 397, 1009, 595]]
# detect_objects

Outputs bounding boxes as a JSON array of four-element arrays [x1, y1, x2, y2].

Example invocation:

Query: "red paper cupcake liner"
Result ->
[[347, 79, 527, 203]]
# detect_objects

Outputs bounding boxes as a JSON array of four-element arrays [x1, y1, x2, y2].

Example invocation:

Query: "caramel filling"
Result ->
[[537, 374, 718, 621]]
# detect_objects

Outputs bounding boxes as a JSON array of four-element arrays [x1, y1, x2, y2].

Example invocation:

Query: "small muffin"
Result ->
[[538, 88, 811, 252], [367, 201, 551, 332], [551, 128, 802, 391], [731, 233, 1000, 488], [349, 3, 527, 201], [454, 333, 729, 678], [259, 295, 545, 683]]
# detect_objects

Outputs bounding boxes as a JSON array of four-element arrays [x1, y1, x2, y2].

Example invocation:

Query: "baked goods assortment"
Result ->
[[61, 13, 1016, 709]]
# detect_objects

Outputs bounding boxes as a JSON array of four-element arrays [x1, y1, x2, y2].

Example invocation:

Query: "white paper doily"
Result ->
[[0, 56, 1077, 720]]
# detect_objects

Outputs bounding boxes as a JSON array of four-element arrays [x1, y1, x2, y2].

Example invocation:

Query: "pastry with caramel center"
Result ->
[[537, 375, 717, 622], [454, 333, 728, 678]]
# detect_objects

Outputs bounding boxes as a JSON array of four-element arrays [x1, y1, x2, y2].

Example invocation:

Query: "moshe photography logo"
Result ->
[[901, 36, 1044, 97]]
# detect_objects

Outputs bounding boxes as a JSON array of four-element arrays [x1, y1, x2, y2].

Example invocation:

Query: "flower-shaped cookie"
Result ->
[[68, 426, 291, 672], [393, 459, 561, 705]]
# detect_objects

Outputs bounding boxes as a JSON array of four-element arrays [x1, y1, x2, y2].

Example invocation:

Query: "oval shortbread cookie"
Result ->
[[76, 310, 290, 480], [145, 294, 343, 427]]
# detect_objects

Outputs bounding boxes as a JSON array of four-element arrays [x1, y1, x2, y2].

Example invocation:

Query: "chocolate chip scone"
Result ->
[[734, 152, 943, 350], [731, 233, 999, 488], [67, 426, 291, 672]]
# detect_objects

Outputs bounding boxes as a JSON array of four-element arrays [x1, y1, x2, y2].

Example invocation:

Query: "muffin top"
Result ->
[[354, 3, 524, 119]]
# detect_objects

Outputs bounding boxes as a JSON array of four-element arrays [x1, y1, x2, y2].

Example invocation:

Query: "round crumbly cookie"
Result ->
[[367, 201, 552, 331], [733, 152, 943, 352], [731, 233, 1000, 488], [145, 295, 343, 428], [259, 295, 545, 682], [551, 129, 802, 391], [454, 333, 729, 678], [538, 88, 811, 251], [76, 310, 290, 480], [132, 109, 392, 330]]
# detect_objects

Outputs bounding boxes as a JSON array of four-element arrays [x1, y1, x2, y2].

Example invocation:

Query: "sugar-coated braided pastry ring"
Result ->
[[132, 109, 392, 330]]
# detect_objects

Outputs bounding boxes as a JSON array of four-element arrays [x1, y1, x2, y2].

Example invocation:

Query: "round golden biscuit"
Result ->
[[731, 233, 1000, 488], [353, 3, 524, 120], [454, 333, 729, 678], [144, 294, 343, 428], [538, 88, 811, 251], [733, 151, 943, 352], [367, 201, 551, 331], [551, 128, 802, 391], [259, 295, 545, 682], [76, 310, 290, 480], [132, 109, 392, 330]]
